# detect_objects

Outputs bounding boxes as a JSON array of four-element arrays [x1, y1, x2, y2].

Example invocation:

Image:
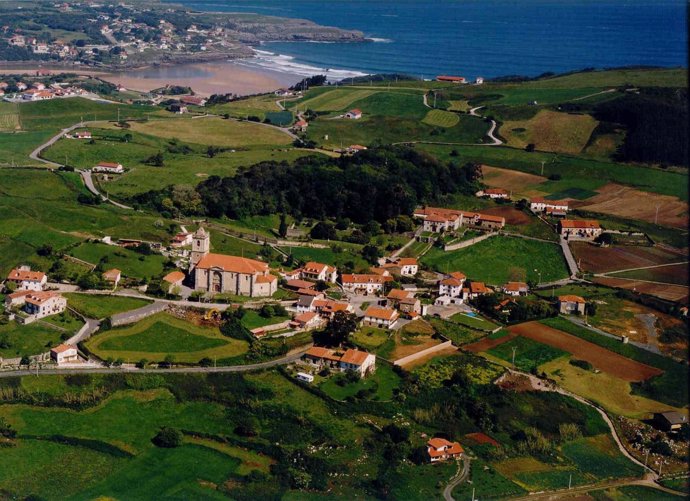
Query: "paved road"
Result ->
[[443, 456, 471, 501], [79, 169, 133, 209], [111, 300, 168, 326], [29, 121, 97, 166], [0, 349, 308, 378], [560, 237, 580, 277], [469, 105, 503, 146]]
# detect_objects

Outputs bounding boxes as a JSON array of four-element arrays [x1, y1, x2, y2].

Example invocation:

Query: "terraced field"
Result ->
[[293, 88, 378, 111]]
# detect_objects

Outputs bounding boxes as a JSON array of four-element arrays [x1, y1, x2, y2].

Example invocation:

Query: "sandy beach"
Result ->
[[0, 61, 301, 96]]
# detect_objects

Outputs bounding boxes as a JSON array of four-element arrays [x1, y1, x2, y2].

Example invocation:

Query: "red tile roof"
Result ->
[[195, 253, 268, 274], [364, 306, 398, 321], [163, 271, 185, 283], [558, 295, 586, 303], [341, 274, 391, 284], [340, 348, 371, 366], [7, 268, 45, 282], [560, 219, 600, 229]]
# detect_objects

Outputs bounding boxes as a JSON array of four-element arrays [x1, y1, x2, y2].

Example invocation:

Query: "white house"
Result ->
[[345, 108, 362, 119], [380, 257, 418, 277], [6, 266, 47, 291], [427, 438, 464, 462], [530, 197, 569, 214], [502, 281, 528, 297], [92, 162, 124, 174], [475, 77, 484, 85], [559, 220, 602, 240], [72, 131, 92, 139], [303, 346, 376, 377], [476, 188, 509, 199], [7, 291, 67, 319], [301, 261, 337, 283], [289, 311, 325, 331], [438, 272, 466, 298], [340, 274, 391, 295], [362, 306, 399, 328], [50, 344, 79, 365]]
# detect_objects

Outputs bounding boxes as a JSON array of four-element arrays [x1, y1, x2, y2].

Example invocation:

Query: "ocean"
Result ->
[[173, 0, 688, 80]]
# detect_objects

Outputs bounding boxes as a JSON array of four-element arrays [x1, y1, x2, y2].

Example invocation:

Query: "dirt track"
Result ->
[[508, 322, 663, 382]]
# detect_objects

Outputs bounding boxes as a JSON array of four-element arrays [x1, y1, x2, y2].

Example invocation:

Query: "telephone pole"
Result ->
[[512, 346, 517, 366], [540, 161, 545, 176]]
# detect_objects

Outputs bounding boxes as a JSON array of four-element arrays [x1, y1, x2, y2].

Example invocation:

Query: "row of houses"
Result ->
[[413, 206, 506, 233]]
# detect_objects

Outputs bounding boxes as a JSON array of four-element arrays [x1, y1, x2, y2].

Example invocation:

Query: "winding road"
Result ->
[[443, 456, 471, 501]]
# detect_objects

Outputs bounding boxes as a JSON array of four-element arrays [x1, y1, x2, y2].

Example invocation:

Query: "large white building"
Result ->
[[438, 271, 466, 298], [301, 261, 337, 283], [5, 267, 47, 291], [340, 274, 392, 295], [189, 228, 277, 297], [6, 291, 67, 319]]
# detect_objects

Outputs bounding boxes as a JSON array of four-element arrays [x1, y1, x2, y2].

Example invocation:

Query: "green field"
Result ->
[[64, 294, 152, 320], [419, 144, 688, 201], [0, 322, 66, 359], [84, 312, 249, 363], [422, 236, 569, 285], [291, 88, 378, 112], [319, 363, 401, 401], [487, 335, 568, 371], [239, 309, 290, 330], [422, 109, 460, 128], [126, 116, 293, 147], [68, 242, 166, 281]]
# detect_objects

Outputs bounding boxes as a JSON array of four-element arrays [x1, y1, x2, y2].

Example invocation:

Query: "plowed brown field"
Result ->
[[508, 321, 663, 382], [570, 242, 684, 274]]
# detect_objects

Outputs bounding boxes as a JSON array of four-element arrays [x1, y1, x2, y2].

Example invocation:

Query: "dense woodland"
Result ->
[[132, 147, 483, 223], [593, 88, 688, 166]]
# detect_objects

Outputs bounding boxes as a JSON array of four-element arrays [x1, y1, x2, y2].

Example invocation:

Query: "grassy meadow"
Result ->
[[65, 294, 152, 320], [422, 236, 569, 285], [84, 312, 249, 363]]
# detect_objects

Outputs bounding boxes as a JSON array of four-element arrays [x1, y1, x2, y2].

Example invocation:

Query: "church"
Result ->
[[189, 227, 278, 297]]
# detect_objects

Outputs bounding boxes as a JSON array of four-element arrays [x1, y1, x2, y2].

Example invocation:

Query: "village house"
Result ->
[[340, 274, 392, 295], [180, 95, 207, 107], [559, 220, 602, 240], [345, 108, 362, 119], [652, 411, 688, 432], [312, 299, 353, 319], [5, 266, 47, 291], [102, 269, 121, 287], [464, 281, 492, 300], [476, 188, 509, 199], [72, 131, 92, 139], [427, 438, 464, 462], [292, 119, 308, 132], [362, 306, 399, 329], [387, 289, 422, 315], [379, 257, 418, 277], [413, 207, 505, 232], [170, 231, 192, 247], [50, 344, 79, 365], [92, 162, 124, 174], [189, 227, 277, 297], [502, 281, 529, 296], [475, 77, 484, 85], [301, 261, 338, 283], [558, 295, 587, 315], [162, 270, 186, 293], [436, 75, 466, 84], [303, 346, 376, 377], [438, 271, 466, 298], [168, 103, 188, 114], [286, 279, 316, 292], [344, 144, 367, 155], [530, 197, 569, 215], [6, 290, 67, 319], [280, 268, 303, 281], [289, 311, 326, 331]]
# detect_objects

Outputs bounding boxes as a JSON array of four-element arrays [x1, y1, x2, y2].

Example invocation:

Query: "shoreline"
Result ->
[[0, 60, 303, 97]]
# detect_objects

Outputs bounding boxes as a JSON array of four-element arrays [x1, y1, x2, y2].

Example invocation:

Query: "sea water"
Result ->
[[175, 0, 687, 79]]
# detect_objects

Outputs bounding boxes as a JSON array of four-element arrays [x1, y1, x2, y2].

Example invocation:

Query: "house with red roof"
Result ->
[[302, 346, 376, 377], [438, 271, 466, 298], [163, 270, 186, 293], [362, 306, 399, 328], [530, 197, 569, 214], [436, 75, 466, 84], [292, 119, 308, 132], [558, 295, 586, 315], [6, 291, 67, 320], [102, 269, 121, 286], [414, 207, 505, 233], [464, 281, 492, 300], [5, 266, 47, 291], [301, 261, 337, 283], [559, 220, 602, 240], [51, 344, 79, 365], [387, 289, 421, 315], [189, 227, 277, 297], [340, 274, 392, 295], [427, 437, 464, 462], [289, 311, 325, 331], [502, 281, 528, 297]]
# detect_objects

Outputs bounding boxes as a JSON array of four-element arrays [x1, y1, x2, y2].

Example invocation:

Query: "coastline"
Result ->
[[0, 60, 302, 97]]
